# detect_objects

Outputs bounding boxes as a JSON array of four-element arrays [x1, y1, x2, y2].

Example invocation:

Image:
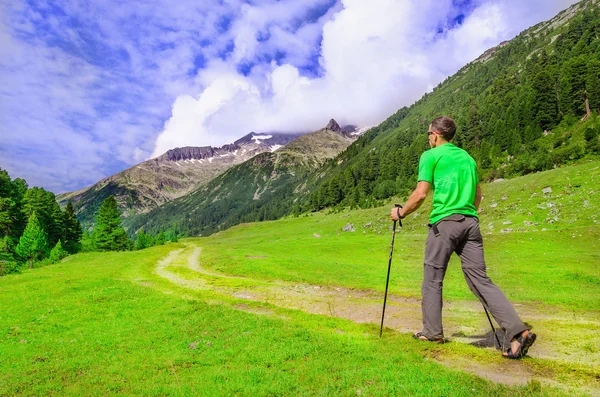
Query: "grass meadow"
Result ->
[[1, 160, 599, 396]]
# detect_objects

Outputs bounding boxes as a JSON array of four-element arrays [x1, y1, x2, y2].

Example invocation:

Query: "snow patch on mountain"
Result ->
[[353, 126, 374, 136], [252, 134, 274, 143]]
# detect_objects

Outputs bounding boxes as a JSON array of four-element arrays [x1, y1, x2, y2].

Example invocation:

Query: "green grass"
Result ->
[[1, 161, 599, 395], [199, 222, 600, 311], [1, 246, 565, 396]]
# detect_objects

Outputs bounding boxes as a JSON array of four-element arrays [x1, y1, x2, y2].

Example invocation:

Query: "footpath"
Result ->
[[146, 242, 600, 395]]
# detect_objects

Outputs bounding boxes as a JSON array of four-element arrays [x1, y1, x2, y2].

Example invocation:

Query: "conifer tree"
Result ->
[[48, 199, 64, 247], [0, 170, 27, 252], [92, 196, 129, 251], [559, 56, 588, 116], [16, 212, 49, 268], [49, 240, 68, 263], [9, 178, 28, 247], [165, 229, 178, 243], [532, 70, 559, 129], [134, 229, 151, 250], [23, 188, 52, 230], [587, 60, 600, 112], [154, 231, 165, 246], [0, 171, 11, 240], [62, 202, 82, 254]]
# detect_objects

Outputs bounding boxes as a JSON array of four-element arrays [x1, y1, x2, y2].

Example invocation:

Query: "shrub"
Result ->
[[0, 261, 22, 276]]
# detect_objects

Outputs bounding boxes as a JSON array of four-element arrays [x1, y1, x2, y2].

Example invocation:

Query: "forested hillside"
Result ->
[[308, 0, 600, 210]]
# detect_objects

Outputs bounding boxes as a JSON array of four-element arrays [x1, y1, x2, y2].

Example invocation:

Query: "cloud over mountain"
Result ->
[[0, 0, 579, 192]]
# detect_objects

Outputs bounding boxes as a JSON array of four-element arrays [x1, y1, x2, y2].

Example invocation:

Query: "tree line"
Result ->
[[85, 194, 179, 251], [1, 168, 177, 276], [0, 169, 82, 274]]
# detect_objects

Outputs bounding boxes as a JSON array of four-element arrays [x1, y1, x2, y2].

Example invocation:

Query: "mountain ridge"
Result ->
[[123, 119, 360, 235], [58, 131, 304, 228]]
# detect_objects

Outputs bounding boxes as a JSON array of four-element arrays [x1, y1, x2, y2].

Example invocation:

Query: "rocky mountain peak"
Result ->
[[160, 146, 215, 161], [325, 119, 342, 132]]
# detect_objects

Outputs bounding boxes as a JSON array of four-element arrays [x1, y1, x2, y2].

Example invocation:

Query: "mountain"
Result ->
[[124, 119, 358, 236], [57, 132, 302, 228]]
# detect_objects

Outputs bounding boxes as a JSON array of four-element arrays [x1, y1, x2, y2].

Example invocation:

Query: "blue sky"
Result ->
[[0, 0, 580, 193]]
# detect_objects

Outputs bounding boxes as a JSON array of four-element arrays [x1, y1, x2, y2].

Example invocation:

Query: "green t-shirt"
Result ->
[[417, 143, 479, 224]]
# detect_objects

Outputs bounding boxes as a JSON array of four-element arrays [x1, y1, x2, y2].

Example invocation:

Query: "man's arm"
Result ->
[[475, 184, 482, 212], [390, 181, 430, 221]]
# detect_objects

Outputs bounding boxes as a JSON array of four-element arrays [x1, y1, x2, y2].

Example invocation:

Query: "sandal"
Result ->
[[413, 331, 445, 344], [504, 331, 537, 359]]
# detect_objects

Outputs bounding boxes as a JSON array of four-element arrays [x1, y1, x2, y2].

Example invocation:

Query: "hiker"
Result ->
[[390, 116, 536, 359]]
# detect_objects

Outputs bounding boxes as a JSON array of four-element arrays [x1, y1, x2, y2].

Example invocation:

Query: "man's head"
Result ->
[[428, 116, 456, 148]]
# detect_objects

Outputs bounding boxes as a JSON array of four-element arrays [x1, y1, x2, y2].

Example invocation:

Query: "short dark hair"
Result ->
[[430, 116, 456, 140]]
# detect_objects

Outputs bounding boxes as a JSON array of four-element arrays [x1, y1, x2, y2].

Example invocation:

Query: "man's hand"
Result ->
[[390, 207, 404, 221], [390, 181, 430, 221]]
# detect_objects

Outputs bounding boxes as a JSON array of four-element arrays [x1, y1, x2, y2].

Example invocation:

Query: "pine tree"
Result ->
[[48, 199, 64, 247], [587, 59, 600, 112], [23, 188, 51, 230], [15, 212, 49, 268], [92, 196, 129, 251], [559, 56, 588, 116], [0, 170, 28, 252], [154, 231, 165, 246], [532, 70, 559, 129], [165, 229, 179, 243], [135, 229, 151, 250], [49, 240, 68, 263], [0, 171, 11, 240], [9, 178, 28, 247], [62, 202, 82, 254]]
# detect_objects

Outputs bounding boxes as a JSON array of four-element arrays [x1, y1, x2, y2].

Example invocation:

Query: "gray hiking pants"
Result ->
[[421, 214, 527, 341]]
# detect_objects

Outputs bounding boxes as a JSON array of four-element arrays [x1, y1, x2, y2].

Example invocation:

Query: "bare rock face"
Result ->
[[277, 119, 358, 166], [325, 119, 342, 132], [161, 147, 216, 161]]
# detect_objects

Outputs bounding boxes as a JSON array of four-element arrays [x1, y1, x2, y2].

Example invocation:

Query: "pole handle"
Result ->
[[394, 203, 403, 228]]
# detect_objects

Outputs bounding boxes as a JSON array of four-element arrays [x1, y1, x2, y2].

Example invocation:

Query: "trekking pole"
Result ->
[[483, 306, 502, 350], [380, 204, 402, 337]]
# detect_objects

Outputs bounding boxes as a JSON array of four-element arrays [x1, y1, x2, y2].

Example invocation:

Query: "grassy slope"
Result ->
[[199, 161, 600, 311], [1, 161, 599, 396], [1, 247, 552, 396]]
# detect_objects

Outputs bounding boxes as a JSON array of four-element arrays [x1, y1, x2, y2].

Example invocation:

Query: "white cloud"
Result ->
[[0, 0, 582, 192], [152, 0, 580, 158], [0, 0, 236, 192]]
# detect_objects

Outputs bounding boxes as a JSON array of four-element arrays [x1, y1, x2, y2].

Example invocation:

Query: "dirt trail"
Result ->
[[150, 243, 600, 392]]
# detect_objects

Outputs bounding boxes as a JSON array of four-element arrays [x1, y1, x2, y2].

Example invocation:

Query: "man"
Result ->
[[390, 116, 536, 359]]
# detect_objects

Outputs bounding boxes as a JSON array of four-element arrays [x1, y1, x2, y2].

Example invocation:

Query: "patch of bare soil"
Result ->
[[150, 244, 600, 393]]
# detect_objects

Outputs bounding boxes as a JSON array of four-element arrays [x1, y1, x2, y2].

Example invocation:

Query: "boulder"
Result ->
[[342, 223, 355, 232]]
